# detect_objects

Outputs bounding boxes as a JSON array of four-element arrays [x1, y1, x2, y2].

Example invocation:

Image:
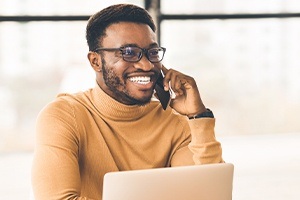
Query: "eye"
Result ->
[[123, 47, 137, 56], [148, 48, 160, 57]]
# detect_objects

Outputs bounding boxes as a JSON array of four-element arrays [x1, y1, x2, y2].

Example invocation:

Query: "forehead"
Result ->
[[102, 22, 157, 47]]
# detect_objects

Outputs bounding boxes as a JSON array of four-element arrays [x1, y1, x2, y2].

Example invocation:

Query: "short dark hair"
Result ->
[[86, 4, 156, 51]]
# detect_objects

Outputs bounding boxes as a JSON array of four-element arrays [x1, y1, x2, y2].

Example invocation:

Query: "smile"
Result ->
[[128, 76, 151, 85]]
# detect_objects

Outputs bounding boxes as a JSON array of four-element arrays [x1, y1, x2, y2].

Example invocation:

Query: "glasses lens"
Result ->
[[121, 47, 142, 62], [147, 47, 165, 63]]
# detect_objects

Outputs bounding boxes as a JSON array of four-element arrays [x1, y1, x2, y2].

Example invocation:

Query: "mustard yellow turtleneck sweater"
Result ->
[[31, 84, 223, 200]]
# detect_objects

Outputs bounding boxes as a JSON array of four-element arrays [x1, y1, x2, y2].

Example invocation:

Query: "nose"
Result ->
[[133, 54, 154, 71]]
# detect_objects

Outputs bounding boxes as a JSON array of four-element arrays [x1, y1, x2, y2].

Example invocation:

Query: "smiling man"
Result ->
[[89, 17, 162, 106], [31, 4, 223, 200]]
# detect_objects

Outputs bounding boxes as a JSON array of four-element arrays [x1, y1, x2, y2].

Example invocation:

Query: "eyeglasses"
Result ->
[[93, 46, 166, 63]]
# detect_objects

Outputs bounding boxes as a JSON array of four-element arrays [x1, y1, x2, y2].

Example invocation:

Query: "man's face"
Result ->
[[95, 22, 161, 105]]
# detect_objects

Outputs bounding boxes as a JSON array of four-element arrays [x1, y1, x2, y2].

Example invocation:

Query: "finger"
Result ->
[[161, 65, 171, 91], [168, 71, 180, 95], [164, 69, 180, 94], [172, 76, 185, 96]]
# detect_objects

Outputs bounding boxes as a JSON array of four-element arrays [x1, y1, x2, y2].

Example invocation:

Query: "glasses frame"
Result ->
[[93, 46, 166, 63]]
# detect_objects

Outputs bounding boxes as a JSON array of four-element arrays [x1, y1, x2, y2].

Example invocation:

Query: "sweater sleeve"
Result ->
[[170, 117, 223, 166], [187, 118, 223, 164], [31, 98, 94, 200]]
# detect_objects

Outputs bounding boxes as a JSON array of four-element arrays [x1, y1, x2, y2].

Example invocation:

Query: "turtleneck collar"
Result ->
[[89, 84, 152, 121]]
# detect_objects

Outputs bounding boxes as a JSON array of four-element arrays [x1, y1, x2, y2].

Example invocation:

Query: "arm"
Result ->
[[170, 118, 223, 166], [187, 118, 223, 164], [31, 99, 93, 200], [161, 65, 223, 166]]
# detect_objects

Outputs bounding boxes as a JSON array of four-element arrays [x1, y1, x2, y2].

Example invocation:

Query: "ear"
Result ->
[[87, 51, 102, 72]]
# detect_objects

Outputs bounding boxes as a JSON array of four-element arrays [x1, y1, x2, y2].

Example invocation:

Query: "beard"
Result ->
[[101, 58, 154, 106]]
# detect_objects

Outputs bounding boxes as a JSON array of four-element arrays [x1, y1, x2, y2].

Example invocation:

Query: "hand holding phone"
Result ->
[[159, 65, 207, 116]]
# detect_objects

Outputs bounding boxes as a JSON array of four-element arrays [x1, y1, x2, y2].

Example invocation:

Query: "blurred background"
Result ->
[[0, 0, 299, 199]]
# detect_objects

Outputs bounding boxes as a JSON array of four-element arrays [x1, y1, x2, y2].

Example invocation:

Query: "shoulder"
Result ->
[[37, 91, 91, 122]]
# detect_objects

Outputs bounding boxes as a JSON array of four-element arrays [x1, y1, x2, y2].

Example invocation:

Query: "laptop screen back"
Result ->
[[102, 163, 234, 200]]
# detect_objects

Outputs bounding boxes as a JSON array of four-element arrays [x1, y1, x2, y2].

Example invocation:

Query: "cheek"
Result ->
[[102, 63, 127, 89], [103, 55, 132, 78], [102, 68, 124, 93], [102, 55, 125, 76], [105, 52, 123, 65]]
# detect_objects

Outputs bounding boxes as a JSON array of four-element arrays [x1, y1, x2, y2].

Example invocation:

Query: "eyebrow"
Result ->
[[122, 43, 159, 48]]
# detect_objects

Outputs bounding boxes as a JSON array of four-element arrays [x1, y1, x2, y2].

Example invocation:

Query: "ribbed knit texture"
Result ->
[[32, 84, 222, 200]]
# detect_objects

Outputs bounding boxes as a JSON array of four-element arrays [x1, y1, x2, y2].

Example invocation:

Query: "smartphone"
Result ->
[[155, 72, 171, 110]]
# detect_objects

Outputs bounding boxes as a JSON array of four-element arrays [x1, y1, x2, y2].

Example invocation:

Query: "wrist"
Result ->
[[186, 105, 206, 118], [188, 108, 214, 119]]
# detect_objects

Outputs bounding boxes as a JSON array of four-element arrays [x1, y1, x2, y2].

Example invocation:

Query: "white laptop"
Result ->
[[102, 163, 234, 200]]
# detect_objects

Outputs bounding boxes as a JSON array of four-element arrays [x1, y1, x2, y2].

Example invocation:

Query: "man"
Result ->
[[32, 3, 223, 200]]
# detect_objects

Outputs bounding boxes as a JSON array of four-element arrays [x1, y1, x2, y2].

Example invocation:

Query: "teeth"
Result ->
[[129, 76, 151, 84]]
